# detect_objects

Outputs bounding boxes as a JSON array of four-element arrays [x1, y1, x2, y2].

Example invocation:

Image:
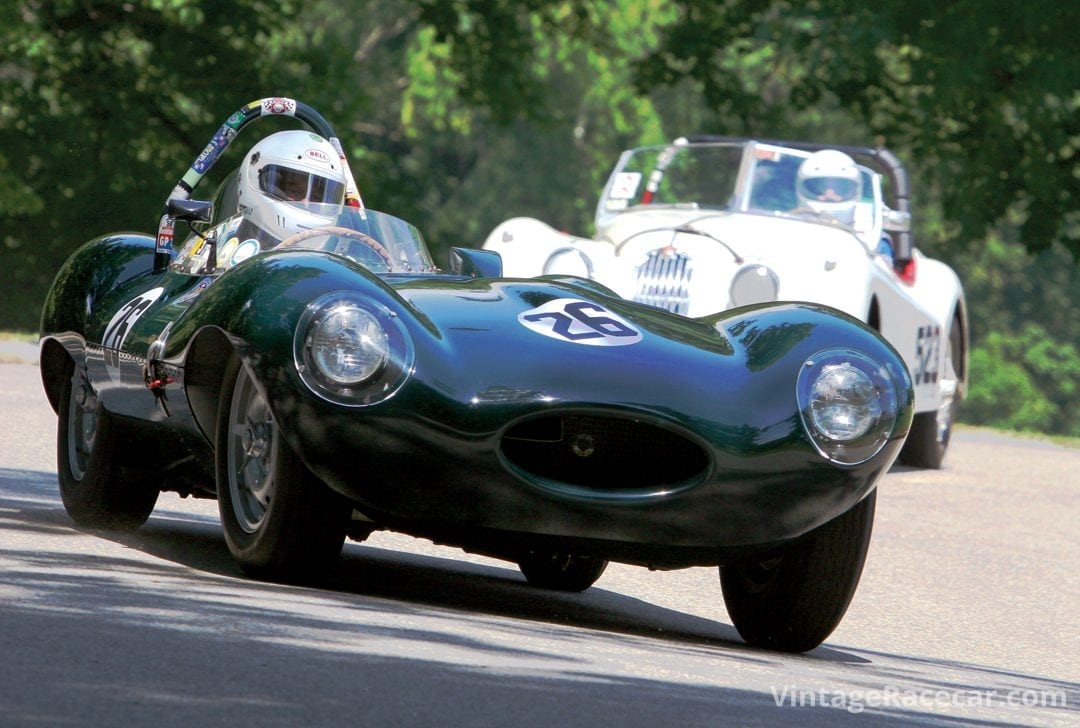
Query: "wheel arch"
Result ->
[[184, 327, 242, 444], [39, 338, 80, 415], [950, 298, 969, 399]]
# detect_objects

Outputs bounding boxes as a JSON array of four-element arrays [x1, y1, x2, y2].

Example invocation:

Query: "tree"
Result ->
[[0, 0, 306, 330]]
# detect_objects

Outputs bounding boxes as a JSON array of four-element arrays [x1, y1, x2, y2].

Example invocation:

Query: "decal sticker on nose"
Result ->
[[518, 298, 642, 346]]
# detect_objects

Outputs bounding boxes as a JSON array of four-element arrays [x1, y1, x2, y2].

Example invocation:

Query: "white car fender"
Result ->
[[484, 217, 577, 277]]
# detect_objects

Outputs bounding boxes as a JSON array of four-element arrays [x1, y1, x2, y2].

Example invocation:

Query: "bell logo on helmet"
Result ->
[[305, 149, 331, 164]]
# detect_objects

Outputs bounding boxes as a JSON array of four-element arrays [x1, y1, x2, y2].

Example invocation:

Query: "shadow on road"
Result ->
[[2, 466, 1076, 727]]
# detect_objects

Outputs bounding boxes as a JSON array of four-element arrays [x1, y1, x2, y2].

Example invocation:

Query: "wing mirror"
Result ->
[[167, 198, 214, 223], [448, 247, 503, 278]]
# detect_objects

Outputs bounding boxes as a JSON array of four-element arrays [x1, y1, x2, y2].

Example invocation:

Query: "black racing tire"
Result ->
[[216, 359, 350, 584], [720, 489, 877, 653], [899, 319, 963, 469], [517, 552, 609, 592], [56, 359, 160, 531]]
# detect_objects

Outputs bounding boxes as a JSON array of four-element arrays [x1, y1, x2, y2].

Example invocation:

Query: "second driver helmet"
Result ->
[[795, 149, 862, 225]]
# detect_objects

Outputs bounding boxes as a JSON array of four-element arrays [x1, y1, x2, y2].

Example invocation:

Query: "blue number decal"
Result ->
[[518, 299, 642, 346]]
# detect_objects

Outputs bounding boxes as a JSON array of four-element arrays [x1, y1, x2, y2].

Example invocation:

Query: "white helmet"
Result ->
[[237, 130, 347, 243], [796, 149, 862, 225]]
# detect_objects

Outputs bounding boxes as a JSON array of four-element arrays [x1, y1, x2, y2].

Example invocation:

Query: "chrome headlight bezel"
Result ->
[[796, 348, 900, 465], [294, 292, 412, 406], [543, 247, 594, 279]]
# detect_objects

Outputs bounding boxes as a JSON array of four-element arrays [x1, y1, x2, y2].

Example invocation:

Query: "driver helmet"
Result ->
[[795, 149, 862, 225], [236, 130, 347, 244]]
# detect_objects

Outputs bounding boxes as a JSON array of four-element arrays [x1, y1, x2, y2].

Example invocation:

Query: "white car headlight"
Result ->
[[797, 349, 899, 465], [307, 304, 388, 385], [295, 292, 412, 406], [729, 264, 779, 307]]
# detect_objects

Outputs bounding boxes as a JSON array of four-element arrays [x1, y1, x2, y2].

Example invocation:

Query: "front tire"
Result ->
[[720, 489, 876, 653], [216, 359, 350, 584], [56, 359, 160, 531], [517, 552, 609, 592]]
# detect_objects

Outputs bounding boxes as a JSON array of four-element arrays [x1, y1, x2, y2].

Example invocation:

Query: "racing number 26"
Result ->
[[519, 299, 642, 346]]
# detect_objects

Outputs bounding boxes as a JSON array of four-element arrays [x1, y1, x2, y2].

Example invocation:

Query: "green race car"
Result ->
[[39, 99, 913, 653]]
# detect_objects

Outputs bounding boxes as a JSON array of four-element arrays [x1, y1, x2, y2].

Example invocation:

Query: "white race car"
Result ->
[[484, 136, 967, 468]]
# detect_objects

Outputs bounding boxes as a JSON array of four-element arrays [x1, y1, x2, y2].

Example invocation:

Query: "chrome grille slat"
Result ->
[[632, 248, 693, 314]]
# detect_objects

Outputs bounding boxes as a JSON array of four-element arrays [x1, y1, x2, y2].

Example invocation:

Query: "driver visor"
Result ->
[[259, 165, 345, 207], [800, 176, 859, 201]]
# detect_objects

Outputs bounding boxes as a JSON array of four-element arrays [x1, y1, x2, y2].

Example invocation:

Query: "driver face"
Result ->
[[278, 170, 309, 201], [257, 164, 346, 210], [261, 165, 312, 201], [802, 176, 858, 201]]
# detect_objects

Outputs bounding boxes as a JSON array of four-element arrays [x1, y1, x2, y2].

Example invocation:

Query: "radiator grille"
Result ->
[[501, 414, 708, 492], [632, 248, 693, 314]]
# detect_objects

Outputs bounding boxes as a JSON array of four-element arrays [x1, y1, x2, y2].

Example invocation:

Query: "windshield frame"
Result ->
[[595, 139, 885, 244], [170, 200, 436, 276]]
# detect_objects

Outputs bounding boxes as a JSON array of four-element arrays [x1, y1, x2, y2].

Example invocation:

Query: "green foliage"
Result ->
[[0, 0, 305, 329], [965, 327, 1080, 436]]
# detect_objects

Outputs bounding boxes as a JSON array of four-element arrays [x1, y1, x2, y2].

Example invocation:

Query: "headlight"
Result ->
[[543, 247, 593, 278], [729, 264, 779, 307], [294, 292, 412, 406], [307, 304, 388, 385], [797, 349, 899, 465]]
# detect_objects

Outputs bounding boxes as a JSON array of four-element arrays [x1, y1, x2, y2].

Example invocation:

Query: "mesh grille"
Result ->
[[632, 249, 693, 314], [501, 414, 708, 491]]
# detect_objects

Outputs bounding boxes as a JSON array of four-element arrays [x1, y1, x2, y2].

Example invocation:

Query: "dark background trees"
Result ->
[[1, 0, 1076, 434]]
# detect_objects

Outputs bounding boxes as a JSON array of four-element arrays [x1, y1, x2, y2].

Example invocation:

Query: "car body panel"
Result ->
[[40, 223, 912, 568]]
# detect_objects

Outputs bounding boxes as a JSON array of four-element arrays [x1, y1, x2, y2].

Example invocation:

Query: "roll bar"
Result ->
[[153, 98, 364, 273]]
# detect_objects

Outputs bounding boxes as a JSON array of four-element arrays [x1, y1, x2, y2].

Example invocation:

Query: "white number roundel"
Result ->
[[518, 298, 642, 346]]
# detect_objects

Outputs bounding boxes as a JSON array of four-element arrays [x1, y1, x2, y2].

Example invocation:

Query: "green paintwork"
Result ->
[[40, 218, 913, 568]]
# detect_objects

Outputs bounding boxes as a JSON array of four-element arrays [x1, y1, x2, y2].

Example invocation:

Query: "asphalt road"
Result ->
[[1, 357, 1077, 727]]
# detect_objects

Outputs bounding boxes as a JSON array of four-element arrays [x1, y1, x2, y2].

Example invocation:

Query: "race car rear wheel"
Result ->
[[57, 359, 160, 531], [216, 359, 350, 584], [720, 489, 876, 653], [899, 319, 962, 469], [517, 551, 609, 592]]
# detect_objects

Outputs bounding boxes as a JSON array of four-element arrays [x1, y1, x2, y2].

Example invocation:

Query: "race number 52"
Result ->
[[518, 298, 642, 346]]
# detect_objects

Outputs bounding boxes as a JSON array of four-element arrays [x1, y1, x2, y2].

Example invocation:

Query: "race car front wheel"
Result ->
[[216, 359, 350, 584], [719, 489, 876, 653], [57, 359, 160, 531]]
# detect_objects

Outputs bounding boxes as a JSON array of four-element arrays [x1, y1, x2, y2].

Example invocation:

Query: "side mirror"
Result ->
[[882, 207, 910, 233], [448, 247, 503, 278], [167, 198, 214, 223]]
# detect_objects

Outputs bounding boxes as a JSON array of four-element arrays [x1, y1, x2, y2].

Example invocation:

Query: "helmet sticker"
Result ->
[[519, 298, 642, 346], [262, 97, 296, 115]]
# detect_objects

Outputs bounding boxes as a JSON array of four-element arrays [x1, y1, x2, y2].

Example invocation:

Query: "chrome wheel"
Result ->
[[935, 329, 959, 445], [65, 364, 98, 480], [225, 368, 279, 534]]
